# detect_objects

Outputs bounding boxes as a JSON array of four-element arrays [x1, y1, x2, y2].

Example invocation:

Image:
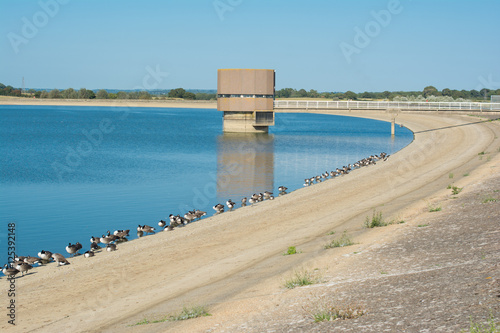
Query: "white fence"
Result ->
[[274, 100, 500, 111]]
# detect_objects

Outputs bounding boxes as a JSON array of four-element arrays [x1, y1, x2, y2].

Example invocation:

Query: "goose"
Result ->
[[184, 212, 196, 223], [194, 209, 206, 220], [257, 193, 264, 202], [248, 197, 256, 205], [241, 197, 247, 206], [268, 195, 275, 200], [66, 242, 82, 256], [100, 234, 114, 245], [24, 256, 40, 265], [166, 225, 175, 231], [226, 200, 235, 211], [106, 244, 117, 252], [158, 220, 167, 228], [51, 253, 70, 266], [213, 203, 224, 214], [137, 230, 144, 237], [84, 250, 94, 258], [37, 250, 52, 261], [15, 262, 33, 276], [278, 186, 288, 193], [137, 225, 155, 234], [113, 230, 130, 238], [14, 255, 26, 262], [90, 236, 100, 244], [2, 264, 19, 277], [263, 191, 273, 200], [90, 242, 100, 251]]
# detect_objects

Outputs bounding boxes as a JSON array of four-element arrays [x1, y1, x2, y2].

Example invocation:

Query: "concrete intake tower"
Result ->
[[217, 69, 275, 133]]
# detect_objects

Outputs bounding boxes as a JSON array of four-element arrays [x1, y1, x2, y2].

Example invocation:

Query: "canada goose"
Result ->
[[90, 236, 100, 244], [137, 230, 144, 237], [15, 262, 33, 276], [213, 203, 224, 214], [84, 250, 94, 258], [248, 197, 256, 205], [14, 255, 26, 262], [269, 195, 275, 200], [90, 242, 100, 251], [263, 191, 273, 199], [24, 256, 40, 265], [278, 186, 288, 193], [137, 225, 155, 234], [2, 264, 19, 277], [106, 244, 117, 252], [241, 197, 247, 206], [184, 212, 196, 223], [194, 209, 206, 220], [51, 253, 70, 266], [100, 234, 113, 244], [158, 220, 167, 228], [66, 242, 82, 256], [113, 230, 130, 238], [37, 250, 52, 261], [166, 225, 175, 231], [257, 193, 264, 202], [226, 200, 235, 211]]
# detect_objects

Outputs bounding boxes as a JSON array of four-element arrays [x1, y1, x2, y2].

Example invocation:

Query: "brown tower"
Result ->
[[217, 69, 275, 133]]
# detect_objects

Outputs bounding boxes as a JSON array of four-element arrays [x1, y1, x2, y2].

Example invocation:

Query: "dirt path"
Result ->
[[1, 112, 499, 333]]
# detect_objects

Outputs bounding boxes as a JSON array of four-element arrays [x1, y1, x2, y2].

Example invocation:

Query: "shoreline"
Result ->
[[0, 96, 218, 109], [1, 110, 499, 332]]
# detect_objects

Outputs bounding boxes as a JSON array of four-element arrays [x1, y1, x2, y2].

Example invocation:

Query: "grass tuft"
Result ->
[[428, 204, 442, 212], [324, 230, 354, 249], [418, 224, 429, 228], [482, 195, 497, 203], [283, 270, 320, 289], [283, 246, 299, 256], [462, 312, 500, 333], [304, 296, 366, 322], [451, 186, 463, 195], [449, 173, 454, 179], [364, 210, 387, 228], [132, 305, 210, 326]]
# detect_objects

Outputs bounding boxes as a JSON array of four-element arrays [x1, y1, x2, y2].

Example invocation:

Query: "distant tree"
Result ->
[[62, 88, 78, 99], [108, 93, 117, 99], [479, 88, 490, 100], [40, 91, 49, 98], [0, 83, 5, 89], [138, 91, 152, 100], [96, 89, 109, 99], [78, 88, 95, 99], [296, 89, 307, 97], [344, 90, 357, 100], [423, 86, 439, 98], [382, 91, 391, 99], [168, 88, 186, 98], [34, 91, 42, 98], [116, 91, 127, 99], [308, 89, 319, 98], [276, 88, 295, 98], [48, 89, 61, 99], [183, 91, 196, 100], [441, 88, 452, 96], [27, 88, 36, 94]]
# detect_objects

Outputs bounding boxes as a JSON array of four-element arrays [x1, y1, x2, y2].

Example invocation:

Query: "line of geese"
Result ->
[[2, 153, 390, 278], [303, 152, 389, 186]]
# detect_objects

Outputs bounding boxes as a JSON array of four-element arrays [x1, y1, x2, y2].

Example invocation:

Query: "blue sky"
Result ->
[[1, 0, 499, 92]]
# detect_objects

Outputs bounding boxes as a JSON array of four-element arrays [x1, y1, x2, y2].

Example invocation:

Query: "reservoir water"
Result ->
[[0, 105, 413, 264]]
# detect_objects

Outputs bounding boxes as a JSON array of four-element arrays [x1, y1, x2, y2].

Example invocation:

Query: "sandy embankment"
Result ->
[[0, 96, 218, 109], [1, 107, 499, 332]]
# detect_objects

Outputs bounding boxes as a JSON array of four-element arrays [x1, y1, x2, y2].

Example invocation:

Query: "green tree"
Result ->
[[96, 89, 109, 99], [139, 91, 152, 100], [183, 91, 196, 100], [344, 91, 357, 100], [116, 91, 127, 99], [48, 89, 61, 99], [62, 88, 78, 99], [441, 88, 451, 96], [78, 88, 95, 99], [168, 88, 186, 98], [423, 86, 439, 97]]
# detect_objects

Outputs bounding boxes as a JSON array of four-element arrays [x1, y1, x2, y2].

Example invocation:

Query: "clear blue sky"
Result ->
[[1, 0, 499, 92]]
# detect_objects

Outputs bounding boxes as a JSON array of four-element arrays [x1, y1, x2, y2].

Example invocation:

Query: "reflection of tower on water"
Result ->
[[216, 133, 274, 201]]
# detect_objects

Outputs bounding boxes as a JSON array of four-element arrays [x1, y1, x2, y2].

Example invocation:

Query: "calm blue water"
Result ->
[[0, 106, 413, 264]]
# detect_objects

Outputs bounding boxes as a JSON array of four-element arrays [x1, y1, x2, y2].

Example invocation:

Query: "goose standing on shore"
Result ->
[[158, 220, 167, 229], [51, 253, 70, 266], [241, 197, 247, 206], [2, 264, 19, 277], [137, 225, 155, 235], [37, 250, 52, 262], [65, 242, 82, 257], [213, 203, 224, 214], [226, 199, 235, 211], [15, 262, 33, 276]]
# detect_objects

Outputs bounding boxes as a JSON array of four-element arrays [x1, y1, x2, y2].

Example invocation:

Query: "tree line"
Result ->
[[275, 86, 500, 102], [1, 83, 498, 102]]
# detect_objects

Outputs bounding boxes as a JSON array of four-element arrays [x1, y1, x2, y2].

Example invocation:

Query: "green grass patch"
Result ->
[[324, 230, 354, 249], [283, 270, 321, 289], [418, 224, 429, 228], [463, 172, 470, 177], [451, 186, 463, 195], [364, 210, 387, 228], [462, 312, 500, 333], [132, 305, 210, 326], [428, 204, 442, 212], [283, 246, 300, 255], [327, 230, 336, 235], [482, 195, 497, 203], [449, 173, 454, 179], [304, 296, 365, 322]]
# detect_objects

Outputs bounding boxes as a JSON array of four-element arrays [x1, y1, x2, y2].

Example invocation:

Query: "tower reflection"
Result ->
[[216, 133, 274, 201]]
